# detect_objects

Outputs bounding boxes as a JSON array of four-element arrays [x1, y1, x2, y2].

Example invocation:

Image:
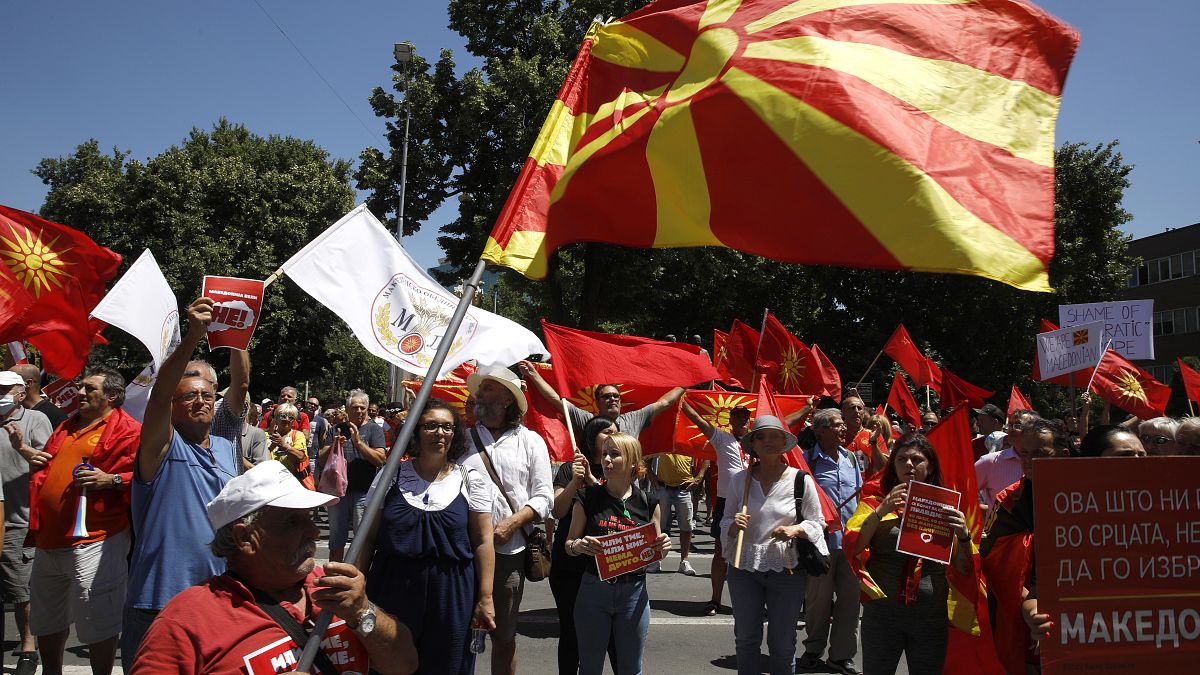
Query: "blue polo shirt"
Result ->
[[806, 443, 861, 550], [128, 429, 237, 610]]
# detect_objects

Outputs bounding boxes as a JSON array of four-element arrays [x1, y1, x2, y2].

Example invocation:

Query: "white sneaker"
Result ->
[[679, 559, 697, 576]]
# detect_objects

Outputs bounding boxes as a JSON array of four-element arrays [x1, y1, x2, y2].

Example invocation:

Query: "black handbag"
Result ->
[[471, 428, 552, 582], [793, 470, 831, 576]]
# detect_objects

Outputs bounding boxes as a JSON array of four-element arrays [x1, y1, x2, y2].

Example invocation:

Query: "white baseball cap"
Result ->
[[0, 371, 25, 386], [206, 460, 339, 530]]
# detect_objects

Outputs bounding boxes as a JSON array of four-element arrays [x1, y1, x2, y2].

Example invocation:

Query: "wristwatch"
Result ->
[[353, 603, 377, 636], [111, 474, 124, 489]]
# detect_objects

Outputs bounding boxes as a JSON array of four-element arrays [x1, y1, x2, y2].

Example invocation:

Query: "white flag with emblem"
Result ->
[[90, 249, 181, 369], [281, 205, 548, 378]]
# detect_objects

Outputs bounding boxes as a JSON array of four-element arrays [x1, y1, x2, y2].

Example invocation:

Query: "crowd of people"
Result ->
[[1, 295, 1199, 675]]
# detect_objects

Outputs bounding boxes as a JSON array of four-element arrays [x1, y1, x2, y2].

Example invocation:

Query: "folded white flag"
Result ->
[[90, 249, 180, 369], [281, 205, 547, 378]]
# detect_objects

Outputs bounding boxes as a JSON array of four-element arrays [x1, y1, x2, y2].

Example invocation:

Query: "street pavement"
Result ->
[[3, 505, 904, 674]]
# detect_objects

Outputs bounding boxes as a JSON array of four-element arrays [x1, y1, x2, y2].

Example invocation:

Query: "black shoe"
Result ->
[[797, 652, 825, 672], [14, 651, 39, 675], [829, 659, 861, 675]]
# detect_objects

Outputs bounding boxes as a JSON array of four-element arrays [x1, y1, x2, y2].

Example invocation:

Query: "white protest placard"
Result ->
[[1036, 321, 1104, 380], [1059, 300, 1154, 360]]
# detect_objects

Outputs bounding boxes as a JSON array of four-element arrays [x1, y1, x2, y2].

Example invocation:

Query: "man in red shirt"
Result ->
[[259, 387, 310, 440], [26, 365, 139, 675], [131, 460, 417, 675]]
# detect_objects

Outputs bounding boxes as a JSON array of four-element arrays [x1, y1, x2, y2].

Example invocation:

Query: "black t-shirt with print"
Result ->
[[578, 483, 658, 577], [551, 461, 604, 574]]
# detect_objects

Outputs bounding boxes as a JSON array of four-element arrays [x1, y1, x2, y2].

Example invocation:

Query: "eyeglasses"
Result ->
[[1008, 423, 1024, 431], [420, 422, 455, 433], [275, 415, 296, 422], [173, 391, 215, 403], [1139, 434, 1172, 446], [598, 392, 621, 400]]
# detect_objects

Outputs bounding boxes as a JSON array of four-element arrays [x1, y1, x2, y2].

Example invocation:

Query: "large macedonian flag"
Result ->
[[482, 0, 1078, 291]]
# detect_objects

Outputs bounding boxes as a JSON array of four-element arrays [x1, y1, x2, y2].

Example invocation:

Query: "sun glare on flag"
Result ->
[[1, 225, 74, 298]]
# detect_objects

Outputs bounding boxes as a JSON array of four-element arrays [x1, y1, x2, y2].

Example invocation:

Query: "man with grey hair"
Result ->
[[185, 350, 249, 474], [259, 385, 311, 441], [800, 407, 862, 675], [0, 370, 53, 675], [1138, 416, 1182, 456], [1178, 417, 1200, 456], [131, 460, 417, 674], [10, 364, 67, 430], [321, 389, 386, 563]]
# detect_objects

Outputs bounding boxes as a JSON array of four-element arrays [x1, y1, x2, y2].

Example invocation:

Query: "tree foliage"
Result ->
[[357, 4, 1134, 411], [35, 120, 385, 404]]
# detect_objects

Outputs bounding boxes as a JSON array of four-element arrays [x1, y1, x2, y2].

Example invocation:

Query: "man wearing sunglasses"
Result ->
[[975, 409, 1035, 515], [1137, 417, 1182, 456], [121, 297, 239, 672]]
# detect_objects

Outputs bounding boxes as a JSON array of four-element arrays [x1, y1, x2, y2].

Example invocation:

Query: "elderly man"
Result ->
[[1138, 416, 1182, 456], [800, 408, 862, 675], [320, 389, 386, 563], [461, 366, 552, 675], [1179, 417, 1200, 456], [131, 460, 416, 674], [121, 298, 239, 671], [26, 366, 140, 675], [1, 370, 54, 675], [976, 410, 1035, 512], [259, 386, 311, 439], [10, 364, 67, 430], [840, 395, 870, 468]]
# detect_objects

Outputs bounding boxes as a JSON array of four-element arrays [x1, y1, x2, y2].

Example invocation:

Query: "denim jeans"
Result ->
[[328, 491, 366, 551], [657, 484, 693, 536], [727, 565, 808, 675], [119, 606, 159, 673], [574, 573, 650, 675]]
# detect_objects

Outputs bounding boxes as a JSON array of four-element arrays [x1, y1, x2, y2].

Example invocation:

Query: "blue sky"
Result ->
[[2, 0, 1197, 272]]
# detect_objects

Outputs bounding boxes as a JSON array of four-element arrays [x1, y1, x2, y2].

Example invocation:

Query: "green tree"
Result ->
[[35, 120, 386, 403]]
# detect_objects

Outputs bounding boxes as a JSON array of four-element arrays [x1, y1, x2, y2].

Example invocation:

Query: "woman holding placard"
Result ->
[[564, 432, 671, 675], [845, 433, 972, 675]]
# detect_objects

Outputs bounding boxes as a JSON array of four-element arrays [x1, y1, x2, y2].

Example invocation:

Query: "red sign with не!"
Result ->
[[202, 276, 266, 351], [42, 378, 79, 416], [1034, 457, 1200, 674], [594, 522, 662, 581], [895, 480, 961, 565]]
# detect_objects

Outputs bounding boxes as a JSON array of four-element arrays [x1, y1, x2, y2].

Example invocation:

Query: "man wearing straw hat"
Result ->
[[461, 365, 552, 675], [26, 366, 139, 675], [131, 460, 417, 674]]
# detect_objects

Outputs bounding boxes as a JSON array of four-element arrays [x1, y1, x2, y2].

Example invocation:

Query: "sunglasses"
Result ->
[[1139, 434, 1171, 446]]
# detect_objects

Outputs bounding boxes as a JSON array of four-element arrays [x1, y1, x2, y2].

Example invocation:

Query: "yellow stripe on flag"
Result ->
[[646, 104, 718, 247], [720, 66, 1050, 291], [482, 231, 550, 279], [530, 85, 668, 168], [744, 35, 1060, 167], [549, 105, 656, 204], [593, 21, 686, 72], [747, 0, 972, 34], [699, 0, 743, 29]]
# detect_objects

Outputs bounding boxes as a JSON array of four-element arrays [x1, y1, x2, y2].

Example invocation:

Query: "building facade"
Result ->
[[1120, 222, 1200, 383]]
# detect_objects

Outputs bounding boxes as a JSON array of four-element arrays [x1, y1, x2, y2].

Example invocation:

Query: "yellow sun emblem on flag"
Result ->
[[1114, 371, 1147, 404], [681, 393, 756, 447], [0, 225, 74, 298], [715, 341, 728, 367], [778, 345, 805, 391]]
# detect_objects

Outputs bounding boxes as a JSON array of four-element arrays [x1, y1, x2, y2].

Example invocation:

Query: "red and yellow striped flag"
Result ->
[[482, 0, 1078, 291]]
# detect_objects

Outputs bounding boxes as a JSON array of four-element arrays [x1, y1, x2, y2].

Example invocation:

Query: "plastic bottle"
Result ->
[[470, 627, 487, 654]]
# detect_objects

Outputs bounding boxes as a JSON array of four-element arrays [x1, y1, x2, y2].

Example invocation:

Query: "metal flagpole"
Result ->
[[1083, 339, 1114, 394], [295, 258, 489, 672]]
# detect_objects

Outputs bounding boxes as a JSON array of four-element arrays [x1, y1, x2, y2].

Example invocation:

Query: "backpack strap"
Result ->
[[793, 469, 807, 526]]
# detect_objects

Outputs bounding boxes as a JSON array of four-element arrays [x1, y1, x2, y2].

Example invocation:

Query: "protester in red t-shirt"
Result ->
[[258, 386, 310, 439]]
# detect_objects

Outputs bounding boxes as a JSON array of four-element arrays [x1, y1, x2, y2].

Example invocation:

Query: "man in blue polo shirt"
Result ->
[[120, 297, 237, 673], [800, 408, 863, 675]]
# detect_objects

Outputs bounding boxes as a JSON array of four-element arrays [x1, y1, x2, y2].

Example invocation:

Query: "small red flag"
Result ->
[[540, 320, 717, 397], [1178, 358, 1200, 407], [1007, 385, 1033, 418], [756, 313, 821, 395], [886, 371, 922, 429], [757, 377, 841, 532], [882, 324, 941, 390], [811, 343, 842, 400], [0, 205, 122, 378], [723, 319, 760, 390], [1090, 349, 1170, 419], [940, 368, 994, 410]]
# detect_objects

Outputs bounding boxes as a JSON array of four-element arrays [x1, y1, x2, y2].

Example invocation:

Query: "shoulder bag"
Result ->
[[471, 428, 552, 582], [793, 470, 831, 576]]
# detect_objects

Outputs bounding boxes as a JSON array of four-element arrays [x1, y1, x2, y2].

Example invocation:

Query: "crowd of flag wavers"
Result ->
[[2, 295, 1198, 675]]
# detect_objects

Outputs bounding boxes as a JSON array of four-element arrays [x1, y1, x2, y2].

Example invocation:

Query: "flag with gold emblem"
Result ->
[[482, 0, 1078, 291], [0, 205, 122, 377], [1089, 348, 1170, 419], [673, 389, 757, 460], [756, 312, 821, 395]]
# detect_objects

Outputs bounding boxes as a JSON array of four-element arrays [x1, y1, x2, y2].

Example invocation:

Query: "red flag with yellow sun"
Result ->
[[482, 0, 1078, 291], [0, 205, 121, 377], [1089, 349, 1170, 420]]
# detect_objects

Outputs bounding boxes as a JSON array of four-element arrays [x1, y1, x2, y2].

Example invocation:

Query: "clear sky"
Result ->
[[2, 0, 1197, 272]]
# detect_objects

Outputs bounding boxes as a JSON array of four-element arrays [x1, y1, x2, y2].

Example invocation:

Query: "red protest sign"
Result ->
[[42, 378, 79, 416], [896, 480, 961, 564], [594, 522, 662, 581], [1034, 457, 1200, 674], [201, 276, 266, 351]]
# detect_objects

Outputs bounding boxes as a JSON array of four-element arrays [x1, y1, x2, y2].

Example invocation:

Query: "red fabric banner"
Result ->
[[673, 390, 757, 461], [722, 319, 760, 390], [1089, 349, 1170, 419], [0, 205, 122, 377], [1178, 358, 1200, 406], [883, 324, 942, 390], [886, 371, 922, 429], [756, 313, 821, 395], [940, 368, 994, 410], [811, 343, 842, 400], [1008, 385, 1033, 418]]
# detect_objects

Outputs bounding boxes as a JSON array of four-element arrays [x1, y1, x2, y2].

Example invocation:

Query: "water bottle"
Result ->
[[470, 627, 487, 654]]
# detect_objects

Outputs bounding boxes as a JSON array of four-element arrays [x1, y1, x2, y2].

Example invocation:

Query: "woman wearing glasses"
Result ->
[[1137, 417, 1181, 456], [265, 403, 313, 488], [358, 399, 496, 675]]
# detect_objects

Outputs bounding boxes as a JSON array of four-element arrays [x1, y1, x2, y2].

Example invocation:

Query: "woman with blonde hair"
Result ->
[[565, 432, 671, 675], [266, 403, 313, 489]]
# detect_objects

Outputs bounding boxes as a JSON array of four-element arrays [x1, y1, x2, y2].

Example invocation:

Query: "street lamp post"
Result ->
[[389, 41, 415, 403]]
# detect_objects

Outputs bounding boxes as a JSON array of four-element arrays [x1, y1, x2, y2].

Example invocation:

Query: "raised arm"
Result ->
[[681, 401, 715, 438], [647, 386, 686, 419], [139, 298, 211, 482], [226, 349, 250, 417], [517, 360, 562, 408], [783, 396, 818, 428]]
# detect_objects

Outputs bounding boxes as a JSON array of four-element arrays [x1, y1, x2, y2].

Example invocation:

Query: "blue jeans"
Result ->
[[727, 565, 808, 675], [328, 491, 366, 552], [574, 573, 650, 675], [119, 606, 159, 673]]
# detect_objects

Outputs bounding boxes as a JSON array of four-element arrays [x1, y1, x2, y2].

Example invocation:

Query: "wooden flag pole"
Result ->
[[563, 398, 580, 456], [731, 464, 755, 569], [294, 259, 489, 673], [855, 349, 884, 390], [749, 308, 769, 392]]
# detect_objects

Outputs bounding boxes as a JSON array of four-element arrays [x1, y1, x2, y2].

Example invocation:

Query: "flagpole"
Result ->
[[925, 385, 930, 410], [1083, 340, 1114, 394], [855, 349, 884, 391], [295, 258, 488, 673], [750, 308, 769, 392]]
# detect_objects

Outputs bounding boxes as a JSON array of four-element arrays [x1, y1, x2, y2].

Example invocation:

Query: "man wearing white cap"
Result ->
[[130, 461, 416, 674], [460, 365, 552, 675]]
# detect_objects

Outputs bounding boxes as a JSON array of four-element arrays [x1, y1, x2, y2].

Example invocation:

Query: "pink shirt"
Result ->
[[974, 446, 1023, 507]]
